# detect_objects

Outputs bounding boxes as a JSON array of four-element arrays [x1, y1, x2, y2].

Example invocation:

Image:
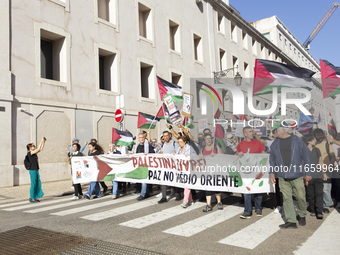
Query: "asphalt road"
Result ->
[[0, 191, 339, 255]]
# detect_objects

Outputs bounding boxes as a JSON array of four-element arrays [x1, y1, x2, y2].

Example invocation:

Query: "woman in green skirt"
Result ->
[[26, 137, 46, 202]]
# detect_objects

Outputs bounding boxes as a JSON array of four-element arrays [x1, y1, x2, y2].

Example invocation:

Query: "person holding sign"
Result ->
[[237, 127, 266, 219], [201, 133, 224, 212]]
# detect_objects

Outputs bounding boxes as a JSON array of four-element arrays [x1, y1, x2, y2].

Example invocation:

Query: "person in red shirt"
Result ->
[[236, 126, 266, 218]]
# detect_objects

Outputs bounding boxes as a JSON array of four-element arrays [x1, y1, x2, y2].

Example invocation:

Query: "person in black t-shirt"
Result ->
[[26, 137, 46, 202]]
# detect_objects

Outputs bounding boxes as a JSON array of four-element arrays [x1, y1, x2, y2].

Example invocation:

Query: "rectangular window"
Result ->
[[217, 13, 225, 34], [242, 31, 248, 49], [98, 49, 116, 91], [252, 38, 257, 55], [169, 20, 180, 52], [97, 0, 116, 24], [171, 72, 182, 86], [40, 30, 66, 82], [219, 49, 227, 71], [193, 34, 203, 62], [279, 33, 282, 40], [263, 32, 270, 40], [232, 56, 238, 70], [140, 62, 154, 98], [40, 39, 53, 80], [139, 3, 153, 40], [231, 22, 237, 41], [244, 62, 249, 78]]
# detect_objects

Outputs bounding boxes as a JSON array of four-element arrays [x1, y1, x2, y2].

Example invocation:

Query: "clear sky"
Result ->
[[230, 0, 340, 66]]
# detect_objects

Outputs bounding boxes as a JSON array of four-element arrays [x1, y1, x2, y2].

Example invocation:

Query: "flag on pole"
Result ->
[[112, 128, 135, 146], [214, 124, 228, 152], [240, 115, 247, 121], [320, 59, 340, 98], [156, 76, 183, 103], [328, 112, 337, 134], [137, 112, 160, 129], [233, 115, 239, 120], [253, 59, 316, 96], [156, 103, 169, 120], [297, 112, 313, 132], [214, 108, 221, 119]]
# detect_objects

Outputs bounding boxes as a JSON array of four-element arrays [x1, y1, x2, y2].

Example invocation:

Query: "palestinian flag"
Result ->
[[137, 112, 160, 129], [328, 112, 337, 134], [214, 108, 221, 119], [157, 76, 183, 103], [112, 128, 135, 146], [182, 116, 195, 129], [253, 59, 316, 96], [320, 59, 340, 98], [214, 124, 228, 152]]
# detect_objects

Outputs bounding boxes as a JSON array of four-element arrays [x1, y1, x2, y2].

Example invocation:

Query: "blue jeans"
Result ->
[[141, 183, 147, 197], [86, 182, 101, 197], [244, 193, 262, 215], [323, 182, 332, 209], [112, 181, 119, 196]]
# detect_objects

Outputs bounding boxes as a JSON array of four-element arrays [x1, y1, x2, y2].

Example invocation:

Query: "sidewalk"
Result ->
[[0, 179, 89, 205]]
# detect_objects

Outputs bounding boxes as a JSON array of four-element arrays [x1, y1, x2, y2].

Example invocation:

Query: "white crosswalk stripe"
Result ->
[[23, 197, 108, 213], [294, 210, 340, 255], [2, 197, 71, 211], [163, 203, 243, 237], [0, 200, 29, 209], [120, 202, 205, 229], [218, 212, 283, 249], [50, 195, 136, 216], [80, 197, 160, 221]]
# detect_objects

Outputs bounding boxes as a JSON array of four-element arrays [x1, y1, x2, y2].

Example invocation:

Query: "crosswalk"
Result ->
[[1, 195, 339, 252]]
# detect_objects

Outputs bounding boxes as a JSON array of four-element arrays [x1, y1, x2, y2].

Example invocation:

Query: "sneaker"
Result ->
[[112, 195, 117, 200], [255, 210, 262, 217], [85, 195, 90, 200], [217, 202, 223, 210], [78, 195, 83, 199], [240, 213, 252, 219], [181, 202, 189, 208], [70, 196, 79, 200], [279, 222, 297, 229], [203, 205, 213, 212], [158, 197, 167, 204], [323, 208, 330, 214], [316, 213, 323, 220], [296, 215, 306, 226], [274, 206, 282, 214], [93, 195, 101, 199], [137, 195, 145, 201], [35, 199, 40, 202], [29, 198, 36, 203], [310, 211, 316, 217], [156, 192, 162, 198]]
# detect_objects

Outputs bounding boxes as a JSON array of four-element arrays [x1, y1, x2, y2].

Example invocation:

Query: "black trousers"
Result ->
[[74, 184, 83, 196], [306, 178, 324, 214], [274, 178, 283, 207]]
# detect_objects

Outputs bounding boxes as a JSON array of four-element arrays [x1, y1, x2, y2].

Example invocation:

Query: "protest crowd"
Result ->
[[26, 120, 340, 230]]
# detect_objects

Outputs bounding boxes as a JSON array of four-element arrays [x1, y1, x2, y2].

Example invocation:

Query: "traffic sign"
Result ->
[[115, 109, 124, 123]]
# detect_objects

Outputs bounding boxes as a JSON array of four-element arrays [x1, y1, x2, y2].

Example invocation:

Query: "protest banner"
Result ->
[[72, 154, 275, 194]]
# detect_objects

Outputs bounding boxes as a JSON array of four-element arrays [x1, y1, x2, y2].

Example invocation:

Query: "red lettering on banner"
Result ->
[[138, 157, 144, 167], [171, 158, 177, 170], [148, 157, 154, 168], [132, 157, 138, 168], [183, 160, 189, 171], [190, 160, 197, 171]]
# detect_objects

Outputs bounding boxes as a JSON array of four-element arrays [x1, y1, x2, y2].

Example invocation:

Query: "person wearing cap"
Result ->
[[226, 133, 237, 153], [68, 138, 88, 154], [269, 124, 312, 229]]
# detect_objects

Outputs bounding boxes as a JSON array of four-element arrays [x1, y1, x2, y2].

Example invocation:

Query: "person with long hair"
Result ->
[[26, 137, 46, 202], [69, 143, 84, 200], [200, 133, 224, 212], [85, 142, 104, 199]]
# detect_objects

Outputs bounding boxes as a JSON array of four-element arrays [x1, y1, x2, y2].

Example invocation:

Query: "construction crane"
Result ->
[[303, 2, 339, 49]]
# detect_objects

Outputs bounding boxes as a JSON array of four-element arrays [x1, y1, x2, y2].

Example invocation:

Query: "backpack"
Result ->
[[24, 153, 31, 170]]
